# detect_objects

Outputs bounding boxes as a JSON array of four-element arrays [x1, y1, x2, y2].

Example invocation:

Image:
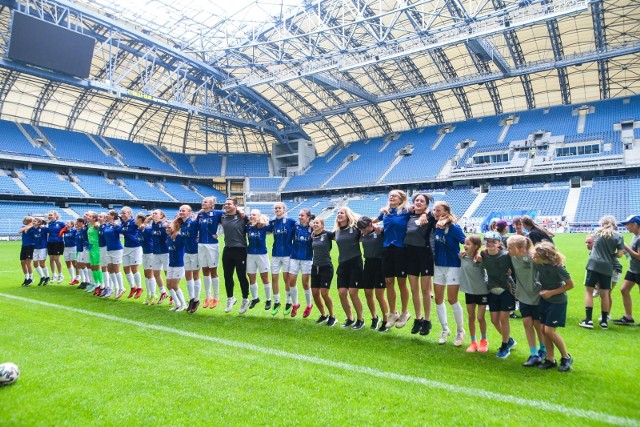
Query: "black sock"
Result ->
[[601, 311, 609, 323], [586, 307, 593, 321]]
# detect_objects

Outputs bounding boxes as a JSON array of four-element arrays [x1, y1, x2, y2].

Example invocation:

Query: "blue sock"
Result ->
[[481, 334, 487, 339], [530, 346, 538, 357], [471, 336, 476, 342], [539, 343, 547, 352]]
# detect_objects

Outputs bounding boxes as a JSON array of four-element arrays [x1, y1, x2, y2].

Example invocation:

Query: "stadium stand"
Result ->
[[0, 201, 74, 234], [106, 137, 175, 173], [38, 126, 119, 165], [471, 188, 570, 218], [225, 153, 270, 177], [0, 120, 47, 158], [15, 168, 84, 198], [574, 176, 637, 223], [72, 172, 131, 199], [119, 177, 175, 202], [189, 182, 226, 201], [164, 151, 198, 175], [192, 153, 224, 176], [0, 169, 26, 195], [161, 181, 203, 203], [248, 177, 284, 192]]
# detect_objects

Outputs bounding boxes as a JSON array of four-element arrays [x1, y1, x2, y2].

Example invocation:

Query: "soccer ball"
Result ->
[[0, 362, 19, 386]]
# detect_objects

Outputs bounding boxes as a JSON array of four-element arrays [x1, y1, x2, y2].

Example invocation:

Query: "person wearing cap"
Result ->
[[613, 215, 640, 326], [481, 231, 517, 358], [579, 215, 625, 330]]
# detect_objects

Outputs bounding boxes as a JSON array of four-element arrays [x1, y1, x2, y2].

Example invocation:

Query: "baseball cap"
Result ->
[[484, 231, 502, 241], [496, 220, 509, 231], [620, 215, 640, 226]]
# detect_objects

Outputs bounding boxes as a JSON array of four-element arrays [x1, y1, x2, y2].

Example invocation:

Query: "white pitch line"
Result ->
[[1, 293, 637, 427]]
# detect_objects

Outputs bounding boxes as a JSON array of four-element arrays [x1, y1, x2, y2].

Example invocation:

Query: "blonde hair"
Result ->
[[595, 215, 617, 239], [386, 189, 409, 212], [249, 209, 268, 226], [313, 217, 325, 229], [533, 241, 565, 266], [48, 210, 60, 220], [464, 235, 482, 256], [23, 216, 33, 225], [434, 201, 457, 225], [334, 206, 359, 231], [507, 234, 533, 254], [121, 206, 133, 217]]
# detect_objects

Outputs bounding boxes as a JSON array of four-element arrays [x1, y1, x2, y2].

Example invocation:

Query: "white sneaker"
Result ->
[[175, 304, 186, 312], [385, 312, 399, 328], [438, 329, 451, 345], [57, 274, 64, 283], [593, 289, 600, 298], [238, 299, 250, 314], [169, 305, 178, 312], [225, 297, 237, 313], [395, 312, 411, 328], [454, 331, 465, 347]]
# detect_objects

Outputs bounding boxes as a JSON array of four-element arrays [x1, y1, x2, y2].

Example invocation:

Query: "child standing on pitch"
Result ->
[[459, 236, 489, 353], [533, 241, 574, 371], [507, 235, 546, 367], [481, 231, 516, 359]]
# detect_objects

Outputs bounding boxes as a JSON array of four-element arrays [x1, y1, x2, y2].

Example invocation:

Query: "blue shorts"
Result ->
[[488, 291, 516, 312], [585, 269, 612, 290], [538, 299, 567, 328], [519, 301, 540, 320]]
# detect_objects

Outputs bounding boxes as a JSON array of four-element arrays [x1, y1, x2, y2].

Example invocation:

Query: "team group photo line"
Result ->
[[16, 190, 640, 374]]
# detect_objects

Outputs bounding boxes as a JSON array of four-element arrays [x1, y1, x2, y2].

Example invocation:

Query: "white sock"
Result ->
[[159, 285, 166, 294], [274, 293, 280, 303], [286, 290, 292, 304], [126, 272, 134, 289], [116, 272, 124, 291], [109, 273, 116, 290], [103, 271, 111, 289], [436, 303, 449, 330], [304, 289, 312, 306], [148, 278, 156, 295], [84, 268, 91, 283], [134, 272, 141, 288], [264, 283, 272, 301], [43, 267, 49, 277], [290, 287, 299, 305], [452, 301, 464, 333], [203, 275, 212, 298], [68, 266, 75, 278], [169, 289, 178, 306], [193, 279, 201, 301], [212, 277, 220, 299], [186, 280, 195, 300], [36, 266, 43, 277], [250, 283, 259, 299], [176, 289, 186, 307]]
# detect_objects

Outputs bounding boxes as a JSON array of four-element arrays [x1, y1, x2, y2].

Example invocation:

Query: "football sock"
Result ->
[[585, 307, 593, 321], [134, 272, 141, 288], [452, 302, 464, 333], [436, 303, 448, 330], [264, 284, 272, 300], [212, 277, 220, 299], [186, 279, 194, 300], [286, 290, 292, 304], [203, 275, 212, 298], [304, 289, 312, 306], [193, 279, 201, 301], [250, 284, 259, 299], [176, 289, 186, 307], [290, 287, 299, 305]]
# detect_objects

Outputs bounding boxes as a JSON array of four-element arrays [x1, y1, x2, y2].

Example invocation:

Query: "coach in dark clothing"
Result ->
[[221, 198, 250, 313]]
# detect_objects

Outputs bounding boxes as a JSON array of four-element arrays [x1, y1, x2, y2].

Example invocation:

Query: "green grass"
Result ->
[[1, 234, 639, 426]]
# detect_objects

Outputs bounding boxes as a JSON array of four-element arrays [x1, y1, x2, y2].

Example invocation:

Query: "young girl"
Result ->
[[507, 235, 546, 366], [177, 205, 202, 313], [136, 213, 156, 304], [432, 201, 466, 346], [580, 215, 625, 329], [246, 209, 271, 310], [533, 241, 574, 372], [32, 218, 49, 286], [267, 202, 296, 315], [147, 209, 170, 304], [46, 210, 66, 283], [404, 193, 437, 336], [459, 236, 488, 353], [59, 220, 79, 285], [287, 209, 314, 317], [334, 207, 364, 329], [116, 207, 143, 299], [74, 218, 91, 290], [614, 215, 640, 325], [358, 216, 389, 332], [85, 211, 104, 295], [104, 210, 125, 299], [481, 231, 516, 358], [18, 216, 36, 286], [311, 218, 337, 326], [521, 216, 554, 245], [166, 220, 187, 312]]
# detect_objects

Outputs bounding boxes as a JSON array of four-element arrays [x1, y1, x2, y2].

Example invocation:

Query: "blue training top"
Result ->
[[115, 218, 141, 248], [180, 218, 199, 255], [268, 217, 296, 257], [151, 221, 169, 254], [98, 224, 107, 248], [377, 207, 411, 248], [247, 224, 268, 255], [33, 226, 48, 250], [197, 210, 224, 244], [290, 222, 313, 261], [21, 227, 36, 247], [433, 224, 466, 267], [167, 233, 185, 267], [75, 228, 84, 252], [103, 223, 124, 251], [62, 227, 76, 248], [47, 220, 65, 243], [139, 225, 154, 255]]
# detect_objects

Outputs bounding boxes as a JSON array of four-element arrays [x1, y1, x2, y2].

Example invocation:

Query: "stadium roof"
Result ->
[[0, 0, 638, 154]]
